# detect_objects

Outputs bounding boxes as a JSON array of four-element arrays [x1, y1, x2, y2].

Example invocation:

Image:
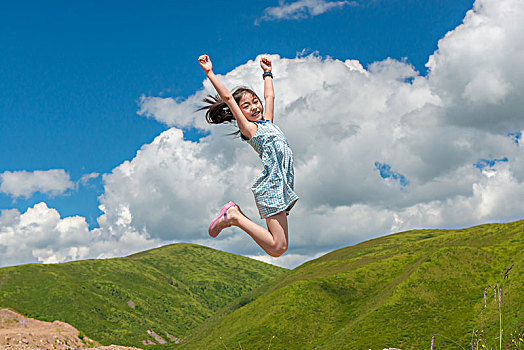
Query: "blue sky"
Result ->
[[2, 0, 523, 268], [0, 0, 474, 226]]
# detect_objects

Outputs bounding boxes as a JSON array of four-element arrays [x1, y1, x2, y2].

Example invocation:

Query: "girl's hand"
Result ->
[[260, 57, 272, 72], [198, 55, 213, 74]]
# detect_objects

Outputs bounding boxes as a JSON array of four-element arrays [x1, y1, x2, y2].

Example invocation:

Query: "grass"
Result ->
[[219, 335, 276, 350], [0, 220, 522, 349], [180, 220, 524, 349], [432, 268, 524, 349], [0, 243, 286, 348], [463, 275, 523, 349]]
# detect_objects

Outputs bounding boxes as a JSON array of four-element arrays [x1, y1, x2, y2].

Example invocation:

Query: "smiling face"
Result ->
[[238, 92, 263, 122]]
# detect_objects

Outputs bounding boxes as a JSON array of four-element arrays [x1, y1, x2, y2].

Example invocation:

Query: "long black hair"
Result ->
[[197, 87, 262, 125]]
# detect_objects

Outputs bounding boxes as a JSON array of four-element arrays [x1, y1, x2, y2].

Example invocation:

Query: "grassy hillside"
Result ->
[[182, 220, 524, 349], [0, 243, 286, 348]]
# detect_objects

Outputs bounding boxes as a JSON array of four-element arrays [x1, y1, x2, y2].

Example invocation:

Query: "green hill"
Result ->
[[0, 243, 286, 348], [182, 220, 524, 349], [1, 221, 522, 349]]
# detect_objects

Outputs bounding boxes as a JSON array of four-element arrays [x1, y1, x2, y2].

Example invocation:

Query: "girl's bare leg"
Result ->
[[214, 206, 288, 257]]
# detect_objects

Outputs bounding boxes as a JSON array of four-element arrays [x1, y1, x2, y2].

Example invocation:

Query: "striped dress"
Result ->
[[241, 119, 299, 219]]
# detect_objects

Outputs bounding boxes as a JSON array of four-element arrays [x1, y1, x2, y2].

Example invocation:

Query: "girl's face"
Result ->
[[239, 92, 263, 121]]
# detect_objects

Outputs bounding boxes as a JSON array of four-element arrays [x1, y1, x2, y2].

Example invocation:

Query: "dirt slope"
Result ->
[[0, 309, 142, 350]]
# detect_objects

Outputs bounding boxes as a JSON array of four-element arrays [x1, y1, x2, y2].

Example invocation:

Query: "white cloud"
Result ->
[[248, 251, 327, 269], [1, 0, 523, 269], [0, 202, 160, 267], [128, 0, 523, 267], [79, 172, 100, 187], [426, 0, 524, 131], [258, 0, 356, 23], [0, 169, 74, 198]]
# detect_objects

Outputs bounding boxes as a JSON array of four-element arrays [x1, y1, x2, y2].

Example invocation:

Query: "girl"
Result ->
[[198, 55, 298, 258]]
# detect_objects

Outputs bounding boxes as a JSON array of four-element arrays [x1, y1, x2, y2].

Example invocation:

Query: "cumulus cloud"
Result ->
[[1, 0, 523, 269], [0, 169, 74, 198], [426, 0, 524, 131], [0, 202, 161, 267], [248, 251, 328, 268], [258, 0, 356, 23], [128, 0, 523, 265]]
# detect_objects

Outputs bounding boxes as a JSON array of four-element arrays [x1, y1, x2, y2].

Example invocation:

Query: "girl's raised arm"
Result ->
[[260, 57, 275, 123], [198, 55, 257, 138]]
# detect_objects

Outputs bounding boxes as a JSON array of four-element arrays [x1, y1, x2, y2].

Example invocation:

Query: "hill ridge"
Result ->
[[0, 243, 285, 348], [181, 219, 523, 349], [1, 220, 522, 349]]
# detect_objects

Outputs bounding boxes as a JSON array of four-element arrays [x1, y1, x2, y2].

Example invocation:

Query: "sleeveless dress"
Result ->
[[241, 119, 299, 219]]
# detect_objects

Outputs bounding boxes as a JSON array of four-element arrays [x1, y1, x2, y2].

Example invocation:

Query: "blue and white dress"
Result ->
[[241, 119, 299, 219]]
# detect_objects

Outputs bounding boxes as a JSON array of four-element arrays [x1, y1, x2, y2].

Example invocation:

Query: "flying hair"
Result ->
[[197, 87, 261, 125]]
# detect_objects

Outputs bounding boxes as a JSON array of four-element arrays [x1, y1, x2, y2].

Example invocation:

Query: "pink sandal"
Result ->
[[208, 201, 236, 237]]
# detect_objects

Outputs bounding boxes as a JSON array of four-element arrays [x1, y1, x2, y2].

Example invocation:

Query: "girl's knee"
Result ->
[[269, 242, 287, 257]]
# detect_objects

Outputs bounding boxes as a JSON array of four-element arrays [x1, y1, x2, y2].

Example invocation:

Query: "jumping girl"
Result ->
[[198, 55, 298, 257]]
